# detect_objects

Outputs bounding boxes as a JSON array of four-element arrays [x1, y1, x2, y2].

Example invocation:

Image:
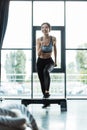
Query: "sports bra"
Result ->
[[41, 36, 53, 53]]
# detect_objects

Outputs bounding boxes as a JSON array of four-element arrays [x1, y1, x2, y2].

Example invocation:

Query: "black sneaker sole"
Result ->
[[44, 93, 50, 98]]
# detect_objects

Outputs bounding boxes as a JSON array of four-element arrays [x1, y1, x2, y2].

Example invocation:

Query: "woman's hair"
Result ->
[[41, 22, 51, 31]]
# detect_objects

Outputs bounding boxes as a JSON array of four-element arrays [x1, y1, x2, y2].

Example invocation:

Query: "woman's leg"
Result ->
[[43, 63, 54, 97], [43, 65, 50, 92], [37, 58, 45, 96], [37, 68, 45, 95]]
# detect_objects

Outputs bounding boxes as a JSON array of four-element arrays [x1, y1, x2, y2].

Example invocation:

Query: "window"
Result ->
[[2, 1, 32, 48], [1, 0, 87, 99], [66, 2, 87, 49], [1, 1, 32, 97], [66, 2, 87, 98], [33, 1, 64, 26], [33, 1, 65, 98]]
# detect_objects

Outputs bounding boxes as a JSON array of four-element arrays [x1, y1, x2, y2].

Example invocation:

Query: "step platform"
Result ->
[[21, 98, 67, 112]]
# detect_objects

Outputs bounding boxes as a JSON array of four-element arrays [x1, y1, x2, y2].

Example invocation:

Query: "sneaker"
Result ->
[[44, 93, 50, 98]]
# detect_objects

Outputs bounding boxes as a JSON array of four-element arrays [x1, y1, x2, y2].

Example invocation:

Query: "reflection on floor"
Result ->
[[0, 100, 87, 130], [28, 100, 87, 130]]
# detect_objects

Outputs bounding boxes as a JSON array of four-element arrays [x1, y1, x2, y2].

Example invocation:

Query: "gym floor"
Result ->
[[1, 99, 87, 130], [28, 100, 87, 130]]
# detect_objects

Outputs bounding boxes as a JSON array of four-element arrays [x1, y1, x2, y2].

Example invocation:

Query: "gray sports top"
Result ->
[[41, 36, 53, 53]]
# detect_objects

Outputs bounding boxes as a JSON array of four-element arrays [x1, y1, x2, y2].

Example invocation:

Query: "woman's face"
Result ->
[[41, 24, 50, 35]]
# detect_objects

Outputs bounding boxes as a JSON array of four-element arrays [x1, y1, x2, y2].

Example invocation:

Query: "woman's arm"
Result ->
[[53, 37, 57, 66], [36, 38, 42, 57]]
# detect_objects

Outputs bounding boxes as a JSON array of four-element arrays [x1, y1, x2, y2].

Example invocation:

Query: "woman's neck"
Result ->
[[43, 34, 50, 39]]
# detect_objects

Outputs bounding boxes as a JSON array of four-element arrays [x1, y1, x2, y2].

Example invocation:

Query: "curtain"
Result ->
[[0, 0, 10, 49], [0, 0, 10, 82]]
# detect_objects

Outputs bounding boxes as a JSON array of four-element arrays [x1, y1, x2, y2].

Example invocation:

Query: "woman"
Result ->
[[36, 22, 57, 108]]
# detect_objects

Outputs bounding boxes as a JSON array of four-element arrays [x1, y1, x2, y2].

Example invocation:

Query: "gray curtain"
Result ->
[[0, 0, 10, 82], [0, 0, 10, 49]]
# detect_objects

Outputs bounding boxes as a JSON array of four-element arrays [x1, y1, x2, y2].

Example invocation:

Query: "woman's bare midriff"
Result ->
[[39, 52, 52, 59]]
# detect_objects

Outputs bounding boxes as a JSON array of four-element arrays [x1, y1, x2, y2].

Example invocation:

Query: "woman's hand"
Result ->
[[54, 63, 57, 67]]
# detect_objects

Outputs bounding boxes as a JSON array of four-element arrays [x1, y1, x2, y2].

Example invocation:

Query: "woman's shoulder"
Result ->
[[51, 36, 56, 43], [37, 37, 43, 41], [36, 37, 41, 43]]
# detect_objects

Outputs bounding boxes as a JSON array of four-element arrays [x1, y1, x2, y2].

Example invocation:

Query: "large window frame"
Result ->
[[1, 0, 87, 99]]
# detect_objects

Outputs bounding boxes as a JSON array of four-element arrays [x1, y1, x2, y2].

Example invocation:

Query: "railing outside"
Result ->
[[0, 73, 87, 97]]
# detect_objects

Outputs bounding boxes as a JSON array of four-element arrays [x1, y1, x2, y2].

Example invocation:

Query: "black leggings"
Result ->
[[37, 57, 54, 96]]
